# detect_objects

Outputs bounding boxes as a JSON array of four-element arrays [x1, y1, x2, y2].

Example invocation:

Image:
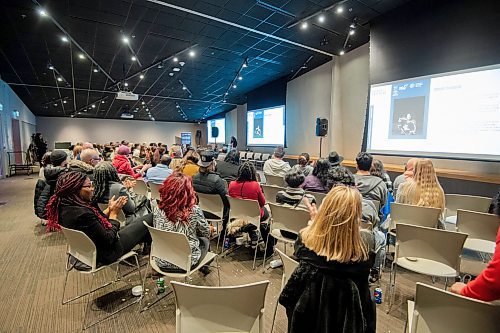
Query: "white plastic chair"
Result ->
[[265, 174, 286, 187], [141, 222, 220, 311], [263, 203, 309, 271], [97, 203, 126, 225], [225, 196, 262, 269], [305, 191, 326, 207], [444, 194, 491, 224], [171, 280, 269, 333], [60, 226, 143, 330], [270, 249, 298, 333], [133, 179, 149, 197], [255, 153, 269, 170], [148, 182, 162, 201], [407, 282, 499, 333], [262, 184, 284, 204], [197, 192, 224, 249], [456, 209, 499, 254], [387, 223, 467, 313]]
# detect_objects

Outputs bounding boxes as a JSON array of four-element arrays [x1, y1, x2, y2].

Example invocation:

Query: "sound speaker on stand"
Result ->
[[211, 126, 219, 146], [316, 118, 328, 157]]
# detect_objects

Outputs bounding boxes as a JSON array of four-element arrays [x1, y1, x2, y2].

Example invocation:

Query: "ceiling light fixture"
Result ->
[[101, 100, 105, 104], [124, 82, 129, 87], [48, 64, 54, 70], [141, 101, 145, 105], [122, 36, 129, 44], [91, 104, 96, 108], [232, 84, 237, 89], [179, 61, 185, 67], [238, 76, 242, 80], [169, 73, 174, 76], [242, 59, 248, 68], [339, 50, 345, 55], [57, 77, 63, 82], [63, 100, 67, 104], [182, 86, 187, 90], [78, 53, 85, 59], [131, 55, 137, 61], [38, 8, 47, 16], [349, 29, 355, 36], [139, 74, 145, 79], [157, 61, 164, 69], [173, 57, 178, 62], [318, 15, 325, 23], [173, 68, 180, 72], [61, 36, 69, 42], [189, 50, 195, 57], [300, 22, 308, 29], [93, 68, 99, 73], [336, 7, 343, 14]]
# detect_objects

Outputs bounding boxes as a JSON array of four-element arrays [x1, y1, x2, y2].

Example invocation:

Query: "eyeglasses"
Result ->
[[91, 157, 102, 161], [82, 181, 94, 188]]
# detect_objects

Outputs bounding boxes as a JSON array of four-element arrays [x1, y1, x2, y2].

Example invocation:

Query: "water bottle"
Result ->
[[224, 237, 230, 249], [157, 277, 165, 294]]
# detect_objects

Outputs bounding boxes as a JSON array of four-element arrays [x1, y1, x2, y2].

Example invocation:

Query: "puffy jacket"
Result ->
[[68, 159, 94, 180], [35, 166, 67, 218], [112, 154, 141, 179]]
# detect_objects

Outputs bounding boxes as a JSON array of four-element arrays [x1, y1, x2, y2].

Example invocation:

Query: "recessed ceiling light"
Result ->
[[182, 86, 187, 90], [223, 99, 226, 103], [131, 56, 137, 61], [318, 15, 325, 23], [93, 68, 99, 73], [48, 65, 54, 70], [169, 73, 174, 76], [173, 57, 178, 62], [141, 101, 145, 105], [146, 108, 149, 111], [124, 82, 129, 87], [91, 104, 96, 108], [238, 76, 243, 80], [139, 74, 145, 79], [61, 36, 69, 42], [101, 100, 105, 104], [189, 50, 195, 57], [336, 7, 343, 14], [232, 84, 237, 89], [57, 77, 63, 82], [339, 50, 345, 55], [300, 22, 308, 29], [122, 36, 129, 44], [78, 53, 85, 59], [173, 68, 180, 72], [38, 9, 47, 16], [54, 103, 58, 106], [63, 100, 67, 104], [224, 92, 228, 95], [349, 29, 355, 36], [179, 61, 185, 67]]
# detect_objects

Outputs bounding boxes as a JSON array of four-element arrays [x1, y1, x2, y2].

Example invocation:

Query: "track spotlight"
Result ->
[[349, 29, 355, 36], [63, 100, 67, 104], [124, 82, 129, 87], [48, 64, 54, 70], [158, 61, 164, 69], [78, 53, 85, 59], [91, 104, 96, 108], [182, 86, 187, 90], [242, 59, 248, 68], [232, 84, 237, 89], [93, 68, 99, 73], [179, 62, 185, 67]]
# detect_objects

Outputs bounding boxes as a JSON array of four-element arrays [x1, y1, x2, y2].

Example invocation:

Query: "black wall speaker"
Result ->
[[211, 126, 219, 138], [196, 130, 202, 138], [316, 118, 328, 137]]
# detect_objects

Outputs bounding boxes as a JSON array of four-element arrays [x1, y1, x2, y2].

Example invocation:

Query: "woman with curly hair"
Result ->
[[45, 171, 152, 265], [153, 172, 211, 273], [301, 158, 330, 193]]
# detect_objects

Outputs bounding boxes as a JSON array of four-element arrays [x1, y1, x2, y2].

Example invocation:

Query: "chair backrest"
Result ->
[[262, 184, 284, 204], [456, 209, 499, 242], [171, 280, 269, 333], [276, 249, 298, 291], [396, 223, 467, 271], [134, 180, 149, 197], [306, 191, 326, 207], [97, 203, 125, 223], [265, 174, 285, 187], [391, 202, 441, 228], [253, 153, 262, 161], [239, 151, 246, 160], [269, 203, 310, 235], [410, 282, 499, 333], [197, 192, 224, 218], [445, 194, 491, 218], [261, 153, 270, 161], [144, 222, 192, 272], [60, 226, 97, 269], [149, 182, 162, 201], [246, 152, 254, 160], [227, 196, 261, 227]]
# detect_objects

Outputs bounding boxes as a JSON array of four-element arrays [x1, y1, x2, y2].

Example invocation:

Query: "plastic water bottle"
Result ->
[[224, 238, 230, 249], [157, 277, 165, 294]]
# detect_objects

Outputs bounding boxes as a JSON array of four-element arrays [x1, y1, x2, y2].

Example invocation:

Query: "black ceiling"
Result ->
[[0, 0, 409, 122]]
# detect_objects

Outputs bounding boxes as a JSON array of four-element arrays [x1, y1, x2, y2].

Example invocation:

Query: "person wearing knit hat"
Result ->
[[113, 145, 151, 178], [117, 145, 131, 156], [50, 150, 68, 167]]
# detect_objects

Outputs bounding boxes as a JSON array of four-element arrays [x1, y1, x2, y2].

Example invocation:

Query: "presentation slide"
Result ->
[[247, 106, 285, 146], [207, 118, 226, 144], [368, 64, 500, 161]]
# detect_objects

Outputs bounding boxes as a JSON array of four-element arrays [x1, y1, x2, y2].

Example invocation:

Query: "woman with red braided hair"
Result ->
[[46, 171, 153, 265], [153, 172, 212, 274]]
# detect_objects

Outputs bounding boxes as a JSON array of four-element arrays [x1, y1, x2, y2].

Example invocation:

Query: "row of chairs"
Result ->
[[240, 152, 270, 169]]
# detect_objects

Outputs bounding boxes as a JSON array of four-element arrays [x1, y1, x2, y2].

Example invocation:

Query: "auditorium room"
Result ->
[[0, 0, 499, 332]]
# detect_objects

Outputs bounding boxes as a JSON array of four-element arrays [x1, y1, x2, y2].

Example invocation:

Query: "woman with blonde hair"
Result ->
[[279, 186, 375, 333]]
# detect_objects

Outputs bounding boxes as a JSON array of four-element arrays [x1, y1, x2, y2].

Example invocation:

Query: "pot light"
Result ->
[[122, 36, 129, 44], [339, 50, 345, 55], [91, 104, 96, 108], [318, 15, 325, 23], [173, 68, 180, 72], [48, 65, 54, 70], [61, 36, 69, 42], [131, 56, 137, 61], [232, 84, 237, 89], [139, 74, 145, 79], [173, 57, 178, 62], [78, 53, 85, 59], [124, 82, 129, 87], [57, 77, 63, 82], [336, 7, 343, 14], [300, 22, 308, 29], [93, 68, 99, 73], [38, 9, 47, 16], [188, 50, 195, 57], [238, 76, 243, 80], [349, 29, 355, 36]]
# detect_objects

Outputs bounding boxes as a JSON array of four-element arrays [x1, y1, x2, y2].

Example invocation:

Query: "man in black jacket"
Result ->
[[192, 151, 229, 228]]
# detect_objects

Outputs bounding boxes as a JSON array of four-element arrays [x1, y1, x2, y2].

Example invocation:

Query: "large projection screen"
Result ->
[[367, 64, 500, 161], [246, 105, 285, 146]]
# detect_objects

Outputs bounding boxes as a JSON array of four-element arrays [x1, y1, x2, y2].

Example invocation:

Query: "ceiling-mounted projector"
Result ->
[[120, 112, 134, 119], [117, 91, 139, 101]]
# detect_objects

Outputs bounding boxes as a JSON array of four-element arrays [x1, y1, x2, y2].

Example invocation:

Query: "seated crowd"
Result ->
[[33, 140, 500, 332]]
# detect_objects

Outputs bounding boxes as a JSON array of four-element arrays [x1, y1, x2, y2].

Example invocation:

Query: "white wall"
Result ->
[[0, 80, 37, 177], [37, 116, 200, 149], [225, 107, 238, 144]]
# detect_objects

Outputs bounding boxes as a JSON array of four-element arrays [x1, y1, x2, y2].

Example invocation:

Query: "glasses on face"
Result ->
[[82, 181, 94, 188], [91, 157, 102, 161]]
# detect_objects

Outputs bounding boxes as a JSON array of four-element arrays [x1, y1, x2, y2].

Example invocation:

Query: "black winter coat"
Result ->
[[192, 171, 229, 224], [279, 238, 376, 333], [59, 205, 122, 265], [35, 166, 67, 218]]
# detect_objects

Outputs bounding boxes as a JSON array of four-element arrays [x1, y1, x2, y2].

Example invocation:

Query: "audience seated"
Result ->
[[396, 158, 445, 228], [68, 148, 99, 180], [291, 153, 313, 177], [392, 158, 417, 198], [145, 154, 172, 184], [181, 148, 200, 176], [301, 158, 330, 193], [354, 152, 388, 210], [192, 151, 229, 229], [93, 162, 150, 224], [169, 149, 183, 171], [72, 145, 83, 160], [153, 172, 211, 274], [35, 150, 68, 219], [263, 146, 291, 177], [228, 162, 271, 249], [278, 186, 376, 333], [451, 190, 500, 301], [327, 150, 343, 170], [38, 152, 52, 181], [45, 171, 153, 264], [277, 169, 316, 209], [370, 159, 393, 194], [112, 145, 150, 179], [217, 149, 240, 182]]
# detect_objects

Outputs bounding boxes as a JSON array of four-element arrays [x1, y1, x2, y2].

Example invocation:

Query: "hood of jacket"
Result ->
[[68, 159, 94, 173], [265, 159, 290, 173], [44, 165, 67, 185], [354, 174, 384, 196]]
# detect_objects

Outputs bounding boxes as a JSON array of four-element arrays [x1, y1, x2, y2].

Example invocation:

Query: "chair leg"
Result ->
[[270, 297, 279, 333], [61, 267, 71, 305], [252, 243, 259, 270], [215, 256, 221, 286], [387, 263, 397, 314], [261, 232, 272, 272], [82, 273, 95, 330], [444, 277, 449, 290]]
